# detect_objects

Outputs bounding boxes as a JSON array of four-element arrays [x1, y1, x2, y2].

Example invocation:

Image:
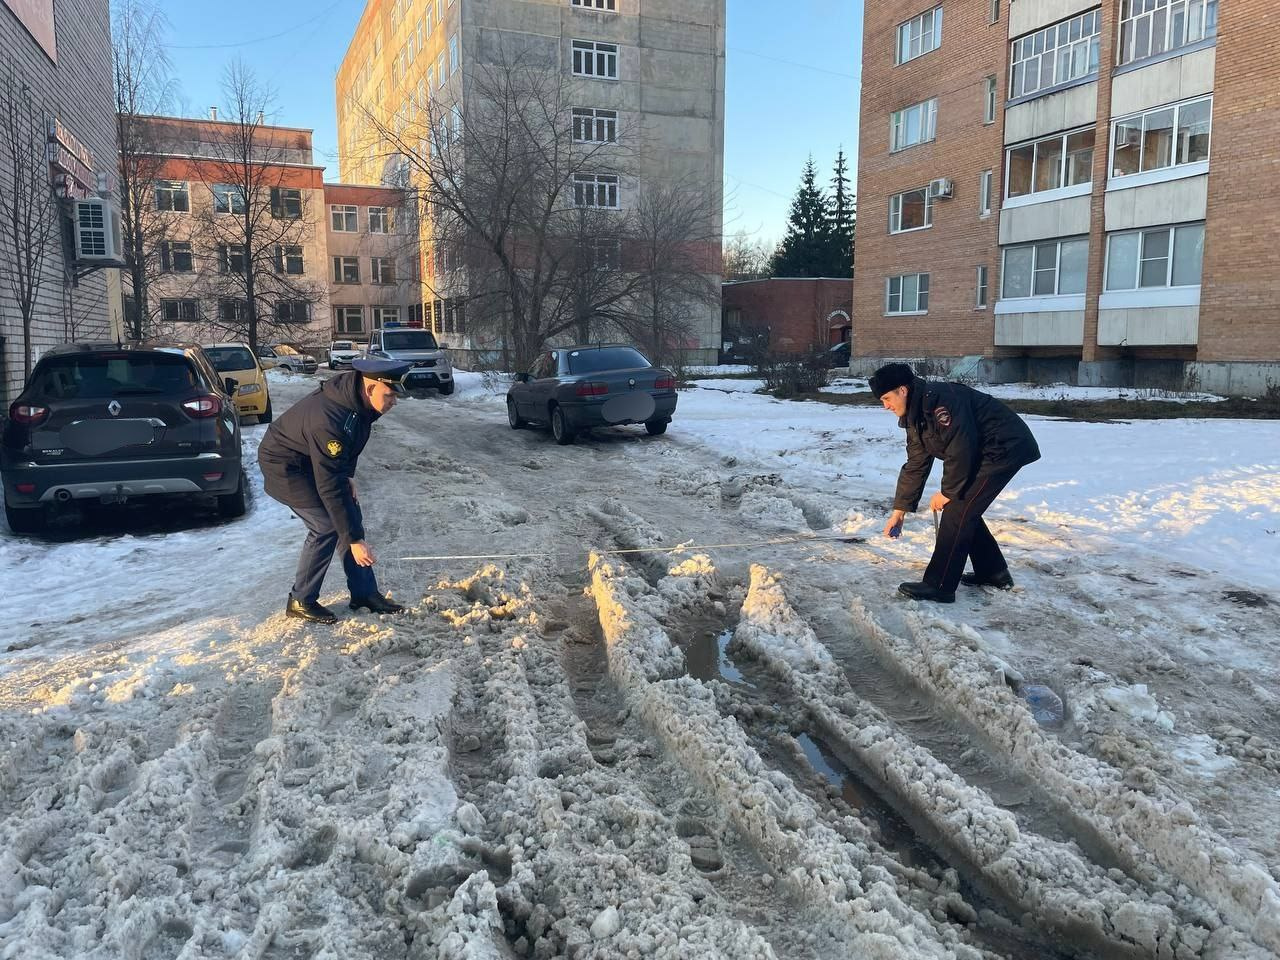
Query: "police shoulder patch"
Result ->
[[934, 406, 952, 428], [325, 439, 344, 458]]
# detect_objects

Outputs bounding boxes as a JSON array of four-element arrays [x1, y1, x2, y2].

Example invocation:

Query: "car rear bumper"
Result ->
[[561, 394, 677, 429], [2, 452, 241, 506], [403, 368, 453, 389]]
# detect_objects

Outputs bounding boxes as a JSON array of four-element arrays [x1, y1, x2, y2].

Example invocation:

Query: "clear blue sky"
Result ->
[[161, 0, 862, 250]]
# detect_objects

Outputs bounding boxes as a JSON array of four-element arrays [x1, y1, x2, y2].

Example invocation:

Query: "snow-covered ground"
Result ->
[[820, 376, 1227, 403], [2, 369, 1278, 958]]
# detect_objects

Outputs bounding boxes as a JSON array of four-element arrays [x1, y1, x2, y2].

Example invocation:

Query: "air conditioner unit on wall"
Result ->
[[73, 197, 123, 262], [928, 177, 954, 200]]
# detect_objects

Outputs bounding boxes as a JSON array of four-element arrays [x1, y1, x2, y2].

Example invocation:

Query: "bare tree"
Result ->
[[191, 60, 324, 349], [722, 229, 773, 281], [0, 67, 61, 379], [623, 180, 721, 367], [113, 0, 180, 340]]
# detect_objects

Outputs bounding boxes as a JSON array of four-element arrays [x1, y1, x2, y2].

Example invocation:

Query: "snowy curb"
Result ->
[[736, 565, 1237, 958], [852, 600, 1280, 955], [588, 553, 981, 960]]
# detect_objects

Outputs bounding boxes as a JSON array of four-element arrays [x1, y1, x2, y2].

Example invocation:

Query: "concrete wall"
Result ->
[[995, 310, 1085, 347], [1098, 305, 1199, 346], [1000, 194, 1092, 244], [1004, 82, 1097, 144], [1009, 0, 1100, 38], [1111, 47, 1215, 117], [0, 0, 116, 401], [1104, 175, 1208, 232]]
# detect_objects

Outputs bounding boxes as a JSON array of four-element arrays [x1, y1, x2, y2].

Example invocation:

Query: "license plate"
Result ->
[[60, 419, 156, 456]]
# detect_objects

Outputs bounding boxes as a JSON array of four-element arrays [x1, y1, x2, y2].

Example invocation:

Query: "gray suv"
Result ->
[[2, 342, 245, 534], [366, 326, 454, 395]]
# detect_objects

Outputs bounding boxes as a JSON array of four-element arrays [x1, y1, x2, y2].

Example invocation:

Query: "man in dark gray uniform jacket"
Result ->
[[258, 358, 411, 623], [872, 362, 1040, 603]]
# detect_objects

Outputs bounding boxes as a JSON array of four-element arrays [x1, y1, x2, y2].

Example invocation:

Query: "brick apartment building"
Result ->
[[334, 0, 726, 363], [0, 0, 120, 401], [854, 0, 1279, 395], [721, 278, 852, 361], [127, 115, 419, 353]]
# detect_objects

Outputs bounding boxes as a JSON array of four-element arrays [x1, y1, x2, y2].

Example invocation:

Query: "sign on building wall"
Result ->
[[1, 0, 57, 62]]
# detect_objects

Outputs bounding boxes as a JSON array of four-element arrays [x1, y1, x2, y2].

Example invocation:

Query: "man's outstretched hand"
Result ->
[[351, 541, 377, 566], [883, 509, 906, 538]]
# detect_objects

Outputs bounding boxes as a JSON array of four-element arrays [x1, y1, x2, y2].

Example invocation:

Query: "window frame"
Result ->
[[160, 298, 200, 322], [1109, 95, 1212, 181], [334, 305, 365, 335], [983, 76, 998, 124], [1118, 0, 1218, 67], [885, 273, 930, 315], [571, 0, 617, 8], [368, 206, 394, 234], [895, 6, 943, 65], [219, 243, 248, 274], [572, 39, 619, 79], [331, 204, 359, 232], [160, 240, 194, 273], [1104, 222, 1205, 291], [979, 169, 994, 216], [211, 183, 247, 216], [449, 32, 459, 74], [572, 107, 619, 144], [572, 173, 620, 209], [1003, 126, 1095, 203], [1009, 8, 1101, 102], [270, 186, 303, 220], [976, 265, 990, 309], [333, 256, 361, 284], [1000, 237, 1089, 299], [155, 180, 190, 213], [275, 244, 305, 275], [371, 256, 397, 285], [371, 305, 401, 330], [218, 298, 248, 323], [888, 186, 933, 234], [275, 300, 311, 324], [890, 98, 938, 153]]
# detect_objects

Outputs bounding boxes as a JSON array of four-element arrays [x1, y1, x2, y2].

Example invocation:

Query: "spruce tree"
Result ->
[[827, 148, 855, 278], [769, 156, 833, 277]]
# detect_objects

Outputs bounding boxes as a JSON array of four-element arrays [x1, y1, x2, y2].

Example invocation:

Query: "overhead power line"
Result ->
[[168, 0, 350, 50]]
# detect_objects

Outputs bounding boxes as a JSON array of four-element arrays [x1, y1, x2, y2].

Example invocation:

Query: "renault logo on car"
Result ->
[[108, 400, 122, 417]]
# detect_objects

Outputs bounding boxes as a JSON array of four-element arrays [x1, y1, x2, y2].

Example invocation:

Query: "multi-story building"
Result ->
[[1, 0, 120, 401], [334, 0, 726, 363], [855, 0, 1278, 395], [128, 115, 419, 354]]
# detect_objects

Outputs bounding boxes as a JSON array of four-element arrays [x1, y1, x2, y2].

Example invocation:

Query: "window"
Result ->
[[155, 180, 190, 212], [1001, 238, 1089, 298], [976, 266, 989, 308], [1106, 223, 1204, 290], [369, 206, 394, 233], [572, 0, 616, 8], [1005, 128, 1094, 199], [572, 39, 619, 79], [886, 273, 930, 314], [371, 257, 397, 284], [270, 187, 302, 220], [896, 7, 942, 64], [372, 305, 400, 329], [275, 245, 304, 275], [580, 237, 622, 270], [218, 299, 248, 322], [275, 301, 310, 323], [1009, 9, 1100, 100], [333, 256, 360, 284], [889, 187, 932, 233], [573, 173, 620, 208], [1119, 0, 1218, 66], [990, 0, 1000, 22], [572, 107, 618, 143], [160, 298, 199, 321], [451, 104, 463, 142], [890, 98, 938, 152], [979, 169, 993, 216], [335, 306, 365, 334], [983, 76, 998, 124], [219, 244, 248, 274], [331, 204, 358, 231], [160, 241, 194, 273], [1111, 96, 1211, 178], [449, 33, 459, 73], [211, 184, 246, 215], [437, 51, 447, 88]]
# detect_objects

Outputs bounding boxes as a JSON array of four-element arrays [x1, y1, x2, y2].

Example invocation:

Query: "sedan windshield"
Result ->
[[31, 354, 198, 399], [383, 331, 438, 351], [332, 341, 354, 351], [204, 347, 257, 372], [567, 347, 650, 374]]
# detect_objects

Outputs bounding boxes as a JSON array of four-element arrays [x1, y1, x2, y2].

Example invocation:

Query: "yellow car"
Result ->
[[202, 342, 273, 423]]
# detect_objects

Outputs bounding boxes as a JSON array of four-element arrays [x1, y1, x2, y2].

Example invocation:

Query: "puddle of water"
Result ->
[[685, 629, 755, 688]]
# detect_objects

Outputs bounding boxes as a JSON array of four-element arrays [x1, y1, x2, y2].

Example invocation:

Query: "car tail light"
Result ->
[[202, 472, 224, 482], [9, 402, 49, 425], [15, 482, 36, 494], [182, 395, 222, 418], [575, 381, 609, 397], [654, 376, 675, 390]]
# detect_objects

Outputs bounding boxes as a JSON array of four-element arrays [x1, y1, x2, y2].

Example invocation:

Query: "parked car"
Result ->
[[328, 340, 364, 369], [254, 345, 279, 370], [203, 342, 273, 423], [366, 325, 454, 395], [506, 344, 677, 445], [826, 340, 851, 368], [2, 342, 245, 534], [269, 344, 318, 374]]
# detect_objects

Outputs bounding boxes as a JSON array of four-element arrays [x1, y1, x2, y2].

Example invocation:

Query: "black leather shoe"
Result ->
[[898, 581, 956, 603], [286, 597, 339, 623], [960, 569, 1015, 590], [349, 593, 405, 614]]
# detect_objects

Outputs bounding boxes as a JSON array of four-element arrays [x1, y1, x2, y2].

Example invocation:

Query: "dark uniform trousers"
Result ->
[[290, 502, 377, 604], [924, 467, 1020, 593]]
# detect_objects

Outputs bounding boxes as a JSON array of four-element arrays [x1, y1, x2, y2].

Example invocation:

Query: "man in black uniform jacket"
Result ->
[[258, 358, 411, 623], [872, 362, 1040, 604]]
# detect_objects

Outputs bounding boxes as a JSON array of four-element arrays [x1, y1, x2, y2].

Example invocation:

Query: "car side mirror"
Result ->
[[224, 377, 238, 394], [515, 372, 529, 383]]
